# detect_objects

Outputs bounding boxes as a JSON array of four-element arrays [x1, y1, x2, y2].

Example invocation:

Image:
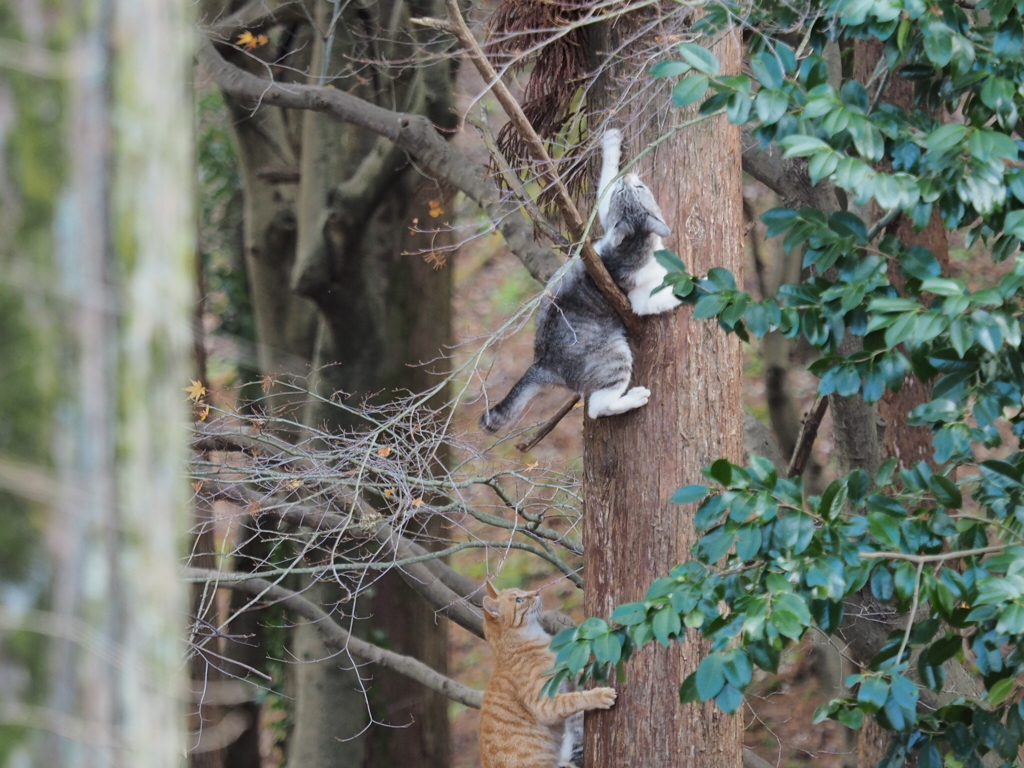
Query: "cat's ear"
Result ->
[[482, 596, 501, 618], [485, 580, 499, 598], [646, 215, 670, 238]]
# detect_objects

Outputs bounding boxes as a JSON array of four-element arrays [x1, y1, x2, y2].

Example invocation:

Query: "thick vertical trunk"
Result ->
[[584, 24, 745, 768], [839, 39, 952, 768], [48, 0, 194, 765]]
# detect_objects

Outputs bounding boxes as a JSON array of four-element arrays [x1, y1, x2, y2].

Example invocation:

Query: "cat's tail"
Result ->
[[479, 364, 550, 434]]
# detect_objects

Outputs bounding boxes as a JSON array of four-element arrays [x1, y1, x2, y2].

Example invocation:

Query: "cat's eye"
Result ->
[[515, 597, 524, 604]]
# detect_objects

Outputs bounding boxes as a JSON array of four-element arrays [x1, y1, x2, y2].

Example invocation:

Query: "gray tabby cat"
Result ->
[[557, 710, 583, 768], [480, 128, 682, 433]]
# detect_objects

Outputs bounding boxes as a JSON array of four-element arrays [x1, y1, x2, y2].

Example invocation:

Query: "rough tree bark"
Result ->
[[583, 22, 745, 768], [45, 0, 194, 765]]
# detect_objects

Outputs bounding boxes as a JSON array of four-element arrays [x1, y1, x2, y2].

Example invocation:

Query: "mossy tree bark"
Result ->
[[47, 0, 194, 765], [583, 21, 746, 768]]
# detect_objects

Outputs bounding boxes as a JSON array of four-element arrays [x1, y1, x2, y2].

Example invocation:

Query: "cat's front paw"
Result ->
[[591, 687, 617, 709], [602, 127, 622, 147]]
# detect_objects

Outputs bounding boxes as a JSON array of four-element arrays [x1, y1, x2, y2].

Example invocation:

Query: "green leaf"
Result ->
[[925, 123, 967, 154], [673, 75, 711, 108], [750, 51, 784, 88], [650, 60, 692, 78], [679, 672, 700, 704], [818, 478, 849, 520], [565, 640, 592, 675], [671, 484, 710, 505], [695, 652, 726, 700], [808, 150, 839, 185], [930, 475, 962, 508], [921, 17, 954, 66], [696, 526, 737, 563], [726, 91, 753, 124], [677, 43, 720, 76], [694, 292, 730, 319], [857, 676, 890, 713], [876, 457, 898, 486], [987, 676, 1016, 706], [779, 134, 830, 158], [655, 249, 687, 273], [715, 683, 744, 713], [592, 632, 622, 665], [550, 626, 578, 651], [996, 602, 1024, 635], [871, 564, 895, 600], [611, 602, 647, 626], [735, 524, 762, 561], [755, 89, 788, 125], [577, 617, 611, 639], [652, 606, 682, 646]]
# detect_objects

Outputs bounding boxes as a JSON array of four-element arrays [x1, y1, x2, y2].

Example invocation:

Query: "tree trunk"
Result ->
[[46, 0, 194, 765], [841, 38, 952, 768], [209, 2, 457, 765], [583, 22, 745, 768]]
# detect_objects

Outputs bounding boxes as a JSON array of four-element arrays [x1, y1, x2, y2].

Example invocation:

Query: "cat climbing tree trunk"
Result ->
[[583, 22, 745, 768]]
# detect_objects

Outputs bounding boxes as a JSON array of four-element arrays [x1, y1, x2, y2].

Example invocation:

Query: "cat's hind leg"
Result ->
[[587, 383, 651, 418]]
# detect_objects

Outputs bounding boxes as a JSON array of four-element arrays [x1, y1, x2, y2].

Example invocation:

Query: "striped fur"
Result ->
[[479, 128, 681, 433], [479, 584, 616, 768]]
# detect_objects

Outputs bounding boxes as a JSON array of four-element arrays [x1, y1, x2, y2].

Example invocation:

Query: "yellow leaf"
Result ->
[[428, 200, 444, 218], [377, 446, 392, 458], [197, 405, 210, 422], [410, 498, 424, 507], [383, 488, 395, 498], [191, 480, 204, 492], [287, 479, 302, 488], [572, 401, 584, 409], [235, 30, 268, 50], [526, 461, 539, 470], [260, 375, 273, 393], [185, 379, 207, 402]]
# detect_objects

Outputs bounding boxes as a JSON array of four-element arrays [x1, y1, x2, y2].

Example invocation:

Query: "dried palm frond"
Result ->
[[486, 0, 594, 203]]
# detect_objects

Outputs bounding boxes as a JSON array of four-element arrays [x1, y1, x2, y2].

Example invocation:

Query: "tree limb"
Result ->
[[197, 39, 561, 284], [741, 128, 841, 213], [207, 574, 484, 708]]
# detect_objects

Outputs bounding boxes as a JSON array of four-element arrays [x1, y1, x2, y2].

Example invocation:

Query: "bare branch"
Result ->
[[516, 396, 581, 453], [786, 398, 829, 479], [208, 574, 485, 708], [197, 39, 561, 284]]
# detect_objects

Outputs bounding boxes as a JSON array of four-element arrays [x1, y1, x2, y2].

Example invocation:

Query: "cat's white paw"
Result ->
[[602, 127, 622, 147], [625, 386, 651, 405], [592, 687, 617, 709]]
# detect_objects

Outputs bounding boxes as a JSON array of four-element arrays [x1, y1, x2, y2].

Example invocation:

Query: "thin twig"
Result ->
[[431, 2, 641, 335], [859, 545, 1005, 563], [895, 560, 925, 664], [787, 398, 829, 478], [866, 207, 901, 241], [517, 395, 582, 452], [467, 110, 571, 251]]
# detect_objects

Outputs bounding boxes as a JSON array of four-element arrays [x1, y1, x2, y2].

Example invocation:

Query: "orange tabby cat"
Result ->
[[479, 583, 616, 768]]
